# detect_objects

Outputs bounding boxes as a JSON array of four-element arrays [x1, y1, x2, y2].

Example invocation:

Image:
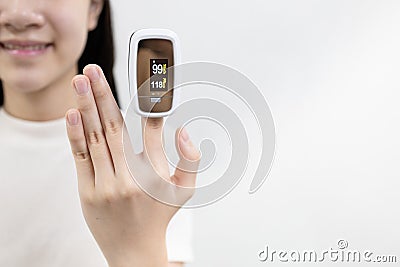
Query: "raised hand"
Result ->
[[65, 64, 200, 267]]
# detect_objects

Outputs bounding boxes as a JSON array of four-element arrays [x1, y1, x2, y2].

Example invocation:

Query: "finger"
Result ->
[[72, 74, 114, 184], [141, 117, 169, 171], [83, 64, 126, 175], [171, 127, 201, 188], [65, 109, 95, 192]]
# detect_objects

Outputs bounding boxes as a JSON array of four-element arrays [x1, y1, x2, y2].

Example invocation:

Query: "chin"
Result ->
[[2, 71, 48, 93], [4, 76, 49, 94]]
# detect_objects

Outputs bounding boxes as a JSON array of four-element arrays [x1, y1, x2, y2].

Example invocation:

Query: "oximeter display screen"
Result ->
[[150, 59, 168, 91]]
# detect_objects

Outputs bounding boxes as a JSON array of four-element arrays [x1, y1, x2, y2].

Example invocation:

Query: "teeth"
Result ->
[[3, 44, 47, 50]]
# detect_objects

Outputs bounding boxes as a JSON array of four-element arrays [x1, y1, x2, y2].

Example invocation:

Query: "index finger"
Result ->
[[141, 117, 169, 174]]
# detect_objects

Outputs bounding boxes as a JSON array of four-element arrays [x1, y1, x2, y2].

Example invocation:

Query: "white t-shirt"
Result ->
[[0, 107, 193, 266]]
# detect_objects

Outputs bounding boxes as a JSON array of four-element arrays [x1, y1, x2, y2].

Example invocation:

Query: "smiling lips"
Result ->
[[0, 40, 53, 56]]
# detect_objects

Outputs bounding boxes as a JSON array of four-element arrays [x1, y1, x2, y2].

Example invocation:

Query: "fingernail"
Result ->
[[67, 111, 79, 125], [180, 127, 189, 142], [88, 66, 101, 81], [74, 78, 88, 95]]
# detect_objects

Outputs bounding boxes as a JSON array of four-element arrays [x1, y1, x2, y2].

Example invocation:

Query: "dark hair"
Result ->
[[0, 0, 120, 108]]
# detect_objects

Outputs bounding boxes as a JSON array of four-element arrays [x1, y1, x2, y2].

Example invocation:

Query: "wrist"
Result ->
[[107, 234, 168, 267]]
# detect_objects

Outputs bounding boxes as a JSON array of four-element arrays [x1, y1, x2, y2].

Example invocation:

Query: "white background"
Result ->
[[111, 0, 400, 266]]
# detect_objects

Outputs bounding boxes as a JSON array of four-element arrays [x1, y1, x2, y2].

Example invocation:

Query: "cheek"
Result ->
[[50, 11, 89, 67]]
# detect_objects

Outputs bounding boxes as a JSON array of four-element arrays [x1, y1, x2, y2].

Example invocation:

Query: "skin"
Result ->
[[0, 0, 200, 266], [0, 0, 98, 120], [67, 65, 200, 267]]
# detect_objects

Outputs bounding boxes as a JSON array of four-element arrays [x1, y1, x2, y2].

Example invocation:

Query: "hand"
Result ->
[[65, 64, 201, 267]]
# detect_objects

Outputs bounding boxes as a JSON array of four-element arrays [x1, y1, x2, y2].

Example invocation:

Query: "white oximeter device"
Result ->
[[128, 29, 181, 117]]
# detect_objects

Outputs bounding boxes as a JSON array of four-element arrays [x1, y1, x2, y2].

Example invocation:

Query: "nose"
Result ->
[[0, 2, 45, 32]]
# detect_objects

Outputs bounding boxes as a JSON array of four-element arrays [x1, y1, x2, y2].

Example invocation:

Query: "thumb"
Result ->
[[171, 127, 201, 188]]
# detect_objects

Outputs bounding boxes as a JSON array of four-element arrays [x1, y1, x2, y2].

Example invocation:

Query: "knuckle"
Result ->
[[101, 189, 117, 204], [68, 133, 81, 143], [73, 150, 90, 162], [80, 193, 96, 206], [104, 118, 122, 136], [87, 129, 106, 145], [93, 86, 108, 101], [119, 185, 139, 199], [79, 102, 92, 113]]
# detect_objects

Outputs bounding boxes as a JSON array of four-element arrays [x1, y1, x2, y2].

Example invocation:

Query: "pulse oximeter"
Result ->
[[128, 28, 181, 117]]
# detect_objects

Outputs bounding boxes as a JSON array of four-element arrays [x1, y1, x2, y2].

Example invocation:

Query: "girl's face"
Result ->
[[0, 0, 103, 92]]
